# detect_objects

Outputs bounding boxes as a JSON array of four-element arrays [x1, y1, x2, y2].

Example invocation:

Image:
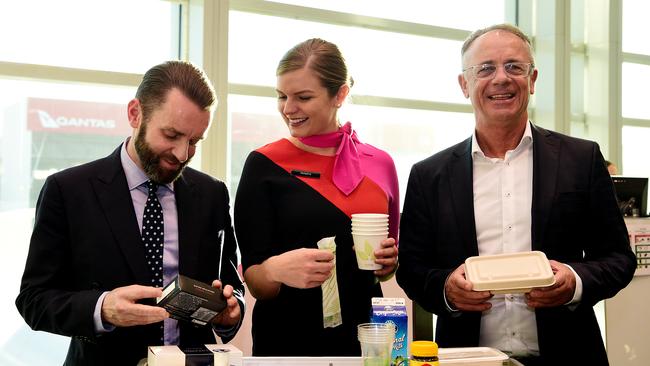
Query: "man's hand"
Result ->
[[210, 280, 241, 327], [444, 264, 492, 312], [373, 238, 398, 277], [526, 259, 576, 308], [101, 285, 169, 327]]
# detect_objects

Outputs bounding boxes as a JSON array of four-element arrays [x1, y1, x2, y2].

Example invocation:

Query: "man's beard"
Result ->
[[134, 122, 189, 184]]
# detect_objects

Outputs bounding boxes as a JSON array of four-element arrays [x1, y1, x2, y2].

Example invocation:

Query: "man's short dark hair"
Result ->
[[135, 61, 216, 122]]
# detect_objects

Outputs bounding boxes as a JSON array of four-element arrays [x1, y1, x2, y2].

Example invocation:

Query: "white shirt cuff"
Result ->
[[565, 264, 583, 305], [94, 291, 116, 334]]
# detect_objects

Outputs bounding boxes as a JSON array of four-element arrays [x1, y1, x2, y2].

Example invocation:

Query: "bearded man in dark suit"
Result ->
[[16, 61, 245, 365]]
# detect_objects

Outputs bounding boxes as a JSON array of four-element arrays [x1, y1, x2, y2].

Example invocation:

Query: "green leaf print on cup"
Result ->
[[352, 233, 385, 270], [356, 240, 376, 261], [364, 241, 375, 261]]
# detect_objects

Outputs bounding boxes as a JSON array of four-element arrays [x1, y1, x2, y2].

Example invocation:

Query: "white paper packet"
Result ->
[[317, 236, 342, 328]]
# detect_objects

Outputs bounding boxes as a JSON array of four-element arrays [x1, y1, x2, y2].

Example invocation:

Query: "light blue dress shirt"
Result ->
[[93, 139, 180, 345]]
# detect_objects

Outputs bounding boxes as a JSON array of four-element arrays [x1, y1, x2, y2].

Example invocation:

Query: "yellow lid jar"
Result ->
[[410, 340, 439, 366]]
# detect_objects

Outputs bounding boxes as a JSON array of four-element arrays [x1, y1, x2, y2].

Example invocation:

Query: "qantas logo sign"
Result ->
[[36, 110, 116, 129], [27, 97, 131, 136]]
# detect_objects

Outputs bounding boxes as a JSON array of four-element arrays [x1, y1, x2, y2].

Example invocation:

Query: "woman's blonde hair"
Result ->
[[276, 38, 353, 97]]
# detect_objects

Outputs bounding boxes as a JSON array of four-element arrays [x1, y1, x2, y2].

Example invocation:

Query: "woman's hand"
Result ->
[[373, 237, 398, 277], [267, 248, 335, 289]]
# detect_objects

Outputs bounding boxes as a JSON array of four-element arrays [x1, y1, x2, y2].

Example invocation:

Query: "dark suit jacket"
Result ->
[[397, 124, 636, 365], [16, 145, 245, 365]]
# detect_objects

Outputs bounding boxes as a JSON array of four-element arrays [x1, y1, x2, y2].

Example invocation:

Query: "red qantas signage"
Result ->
[[27, 98, 132, 136]]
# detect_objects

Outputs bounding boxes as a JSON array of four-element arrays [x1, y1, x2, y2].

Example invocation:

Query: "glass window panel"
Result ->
[[264, 0, 505, 30], [0, 78, 140, 365], [570, 0, 586, 43], [570, 54, 585, 117], [229, 11, 469, 104], [229, 94, 475, 206], [0, 0, 177, 73], [229, 95, 287, 192], [622, 126, 650, 178], [622, 63, 650, 119], [342, 105, 475, 206], [622, 0, 650, 55]]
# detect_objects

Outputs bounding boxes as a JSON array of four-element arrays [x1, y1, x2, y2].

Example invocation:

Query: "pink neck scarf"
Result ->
[[299, 122, 363, 196]]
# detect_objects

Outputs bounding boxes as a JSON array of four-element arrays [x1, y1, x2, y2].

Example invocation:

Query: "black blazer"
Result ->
[[16, 145, 245, 365], [397, 124, 636, 365]]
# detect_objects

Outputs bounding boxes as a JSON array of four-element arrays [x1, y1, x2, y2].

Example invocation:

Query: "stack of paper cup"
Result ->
[[351, 213, 389, 270]]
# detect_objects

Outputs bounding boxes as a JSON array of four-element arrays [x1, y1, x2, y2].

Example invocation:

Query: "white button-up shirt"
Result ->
[[471, 122, 538, 356]]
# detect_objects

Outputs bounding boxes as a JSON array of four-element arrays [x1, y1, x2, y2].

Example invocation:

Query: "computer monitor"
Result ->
[[612, 176, 648, 217]]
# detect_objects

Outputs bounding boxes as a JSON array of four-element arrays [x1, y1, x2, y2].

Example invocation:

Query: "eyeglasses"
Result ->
[[462, 62, 534, 79]]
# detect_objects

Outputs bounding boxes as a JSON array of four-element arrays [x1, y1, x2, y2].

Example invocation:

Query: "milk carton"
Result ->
[[370, 297, 408, 366]]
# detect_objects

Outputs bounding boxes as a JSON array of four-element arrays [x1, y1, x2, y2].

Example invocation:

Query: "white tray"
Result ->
[[439, 347, 509, 365], [242, 357, 361, 365], [465, 251, 555, 294]]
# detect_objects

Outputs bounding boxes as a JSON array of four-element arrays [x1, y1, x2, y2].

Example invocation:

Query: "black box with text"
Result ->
[[156, 275, 227, 326]]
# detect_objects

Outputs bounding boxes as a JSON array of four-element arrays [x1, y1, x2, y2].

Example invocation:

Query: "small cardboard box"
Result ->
[[370, 297, 408, 366], [147, 343, 242, 366], [156, 275, 227, 326]]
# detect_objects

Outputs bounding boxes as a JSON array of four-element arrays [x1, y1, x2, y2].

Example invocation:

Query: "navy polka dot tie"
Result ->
[[142, 180, 164, 288]]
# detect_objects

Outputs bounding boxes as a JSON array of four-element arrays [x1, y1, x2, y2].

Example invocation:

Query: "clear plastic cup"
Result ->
[[358, 323, 396, 366]]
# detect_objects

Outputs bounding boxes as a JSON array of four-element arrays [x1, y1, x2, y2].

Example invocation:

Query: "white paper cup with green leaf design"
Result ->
[[352, 232, 387, 270]]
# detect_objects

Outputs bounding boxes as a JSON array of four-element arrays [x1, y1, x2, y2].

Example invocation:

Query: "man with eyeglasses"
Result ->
[[397, 24, 635, 366]]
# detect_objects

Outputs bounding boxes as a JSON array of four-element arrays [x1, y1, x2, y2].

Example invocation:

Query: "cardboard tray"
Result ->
[[241, 358, 361, 365], [465, 251, 555, 294], [439, 347, 509, 365]]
